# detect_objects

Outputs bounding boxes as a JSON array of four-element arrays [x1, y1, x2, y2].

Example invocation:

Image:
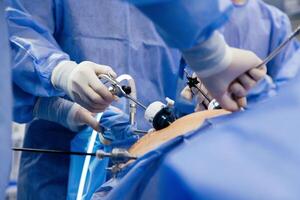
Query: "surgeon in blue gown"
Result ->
[[6, 0, 237, 199], [4, 0, 287, 199], [91, 1, 300, 199], [0, 0, 12, 198]]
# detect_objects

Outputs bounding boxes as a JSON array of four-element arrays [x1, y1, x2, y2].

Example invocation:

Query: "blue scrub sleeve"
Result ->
[[128, 0, 233, 49], [6, 0, 70, 97]]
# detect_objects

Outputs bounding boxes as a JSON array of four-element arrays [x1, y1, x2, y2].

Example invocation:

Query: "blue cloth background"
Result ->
[[67, 126, 110, 200], [68, 108, 139, 200], [0, 0, 12, 198]]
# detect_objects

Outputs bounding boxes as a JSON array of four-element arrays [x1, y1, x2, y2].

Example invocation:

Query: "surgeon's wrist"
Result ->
[[51, 60, 77, 93], [66, 103, 86, 132], [33, 97, 75, 130], [182, 31, 232, 78]]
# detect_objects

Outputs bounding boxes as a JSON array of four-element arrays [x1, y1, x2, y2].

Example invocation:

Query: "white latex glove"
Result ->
[[51, 60, 117, 112], [33, 97, 100, 132], [67, 103, 100, 132], [199, 48, 267, 111], [182, 32, 266, 111]]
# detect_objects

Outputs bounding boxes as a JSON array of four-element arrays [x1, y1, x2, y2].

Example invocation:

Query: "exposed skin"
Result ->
[[123, 109, 231, 167]]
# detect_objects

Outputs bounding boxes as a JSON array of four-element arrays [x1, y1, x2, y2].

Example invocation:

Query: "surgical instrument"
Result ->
[[184, 69, 221, 110], [12, 147, 137, 163], [100, 74, 177, 130], [116, 74, 138, 125], [99, 74, 147, 110], [256, 25, 300, 68], [144, 98, 177, 130], [235, 25, 300, 106], [185, 26, 300, 109]]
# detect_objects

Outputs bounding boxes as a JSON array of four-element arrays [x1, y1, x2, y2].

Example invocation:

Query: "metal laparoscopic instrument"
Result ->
[[13, 147, 137, 164], [99, 74, 177, 130], [234, 25, 300, 105], [256, 25, 300, 68], [184, 69, 221, 110], [99, 74, 147, 110]]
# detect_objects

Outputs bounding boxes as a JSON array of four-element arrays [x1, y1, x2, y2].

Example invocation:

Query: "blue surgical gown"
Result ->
[[7, 0, 182, 199], [0, 1, 12, 198], [128, 0, 233, 49], [6, 0, 299, 199]]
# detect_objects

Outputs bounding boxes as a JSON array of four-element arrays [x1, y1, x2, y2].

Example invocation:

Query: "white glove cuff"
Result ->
[[196, 44, 232, 78], [66, 103, 85, 132], [33, 97, 76, 131], [51, 60, 77, 95], [182, 31, 233, 78]]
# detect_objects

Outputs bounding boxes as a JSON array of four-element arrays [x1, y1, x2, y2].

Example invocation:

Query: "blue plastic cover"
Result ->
[[67, 125, 109, 200], [92, 54, 300, 199], [67, 110, 139, 200]]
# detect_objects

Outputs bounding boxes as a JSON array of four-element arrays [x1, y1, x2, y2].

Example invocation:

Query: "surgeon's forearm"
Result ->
[[6, 0, 69, 97], [127, 0, 233, 75], [129, 0, 233, 49], [33, 97, 80, 131]]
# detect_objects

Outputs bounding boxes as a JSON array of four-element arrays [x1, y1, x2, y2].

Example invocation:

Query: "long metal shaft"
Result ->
[[256, 26, 300, 68], [13, 147, 138, 161], [124, 94, 147, 110], [194, 84, 211, 102], [184, 69, 212, 103], [99, 74, 147, 110], [12, 147, 96, 156]]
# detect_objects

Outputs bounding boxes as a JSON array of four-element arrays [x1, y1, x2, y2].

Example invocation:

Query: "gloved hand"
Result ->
[[182, 32, 267, 111], [183, 47, 266, 111], [33, 97, 100, 132], [51, 60, 117, 112], [181, 68, 269, 111], [199, 48, 267, 111]]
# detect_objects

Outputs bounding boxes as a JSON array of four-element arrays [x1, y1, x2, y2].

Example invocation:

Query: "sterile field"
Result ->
[[3, 0, 300, 199]]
